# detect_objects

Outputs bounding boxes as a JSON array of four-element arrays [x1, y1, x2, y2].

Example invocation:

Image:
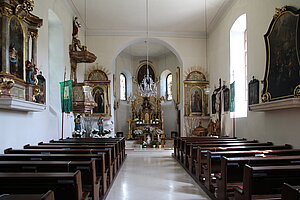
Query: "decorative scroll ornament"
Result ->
[[273, 6, 287, 19], [15, 0, 35, 19], [294, 85, 300, 97]]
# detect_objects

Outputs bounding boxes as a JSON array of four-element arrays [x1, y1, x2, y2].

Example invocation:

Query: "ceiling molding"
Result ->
[[207, 0, 237, 34], [87, 29, 206, 39]]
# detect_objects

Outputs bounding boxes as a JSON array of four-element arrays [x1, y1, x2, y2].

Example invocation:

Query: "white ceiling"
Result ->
[[67, 0, 234, 56]]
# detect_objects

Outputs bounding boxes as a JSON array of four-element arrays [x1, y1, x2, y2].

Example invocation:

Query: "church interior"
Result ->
[[0, 0, 300, 199]]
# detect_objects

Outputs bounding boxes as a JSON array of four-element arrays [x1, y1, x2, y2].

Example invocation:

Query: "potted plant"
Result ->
[[150, 140, 158, 148], [162, 140, 166, 148], [139, 141, 143, 149], [158, 141, 162, 148]]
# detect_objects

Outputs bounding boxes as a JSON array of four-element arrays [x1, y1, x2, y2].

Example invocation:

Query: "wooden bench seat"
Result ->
[[5, 147, 113, 185], [195, 144, 292, 180], [0, 190, 55, 200], [0, 160, 99, 200], [234, 164, 300, 200], [0, 171, 88, 200], [0, 153, 107, 196], [217, 155, 300, 200], [26, 144, 118, 177], [281, 183, 300, 200], [47, 140, 124, 168], [204, 148, 300, 192]]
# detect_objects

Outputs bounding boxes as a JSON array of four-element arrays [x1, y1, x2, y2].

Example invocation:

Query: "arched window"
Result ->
[[120, 73, 127, 100], [230, 14, 247, 118], [166, 73, 172, 100]]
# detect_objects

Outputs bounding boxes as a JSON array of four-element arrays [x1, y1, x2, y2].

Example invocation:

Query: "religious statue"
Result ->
[[25, 60, 38, 84], [9, 43, 18, 75], [207, 119, 214, 135], [146, 134, 151, 144], [33, 88, 43, 103], [98, 117, 104, 133], [74, 114, 81, 132], [71, 17, 86, 51]]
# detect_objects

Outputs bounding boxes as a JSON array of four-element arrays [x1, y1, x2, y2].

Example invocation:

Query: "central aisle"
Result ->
[[106, 150, 211, 200]]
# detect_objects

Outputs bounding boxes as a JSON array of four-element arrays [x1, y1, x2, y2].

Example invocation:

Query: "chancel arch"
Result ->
[[114, 38, 183, 139]]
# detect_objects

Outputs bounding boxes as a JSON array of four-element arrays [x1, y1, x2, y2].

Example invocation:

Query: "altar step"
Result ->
[[125, 139, 174, 150]]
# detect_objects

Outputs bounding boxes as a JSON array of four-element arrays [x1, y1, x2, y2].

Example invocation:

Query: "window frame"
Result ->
[[166, 73, 173, 101], [120, 73, 127, 101]]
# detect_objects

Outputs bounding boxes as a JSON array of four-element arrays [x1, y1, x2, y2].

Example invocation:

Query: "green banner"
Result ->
[[60, 80, 73, 113], [230, 82, 235, 112]]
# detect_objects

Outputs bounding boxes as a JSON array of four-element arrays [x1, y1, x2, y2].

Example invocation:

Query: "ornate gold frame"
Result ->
[[262, 6, 300, 102], [184, 70, 209, 116]]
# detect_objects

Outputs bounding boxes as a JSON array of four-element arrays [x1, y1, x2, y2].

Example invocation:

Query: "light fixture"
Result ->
[[138, 0, 157, 97]]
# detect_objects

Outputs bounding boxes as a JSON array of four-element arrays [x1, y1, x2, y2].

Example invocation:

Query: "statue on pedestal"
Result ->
[[98, 117, 104, 133]]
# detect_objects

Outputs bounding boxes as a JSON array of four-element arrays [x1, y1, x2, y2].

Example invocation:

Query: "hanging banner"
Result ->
[[230, 81, 235, 112], [60, 80, 73, 113]]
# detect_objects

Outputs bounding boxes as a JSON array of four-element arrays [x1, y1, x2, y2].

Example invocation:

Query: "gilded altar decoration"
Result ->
[[184, 70, 209, 116], [127, 95, 164, 140], [0, 77, 15, 97], [262, 6, 300, 102], [0, 0, 46, 111], [84, 68, 111, 117]]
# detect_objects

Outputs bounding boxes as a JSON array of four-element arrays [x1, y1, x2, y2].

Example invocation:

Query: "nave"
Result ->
[[106, 150, 210, 200]]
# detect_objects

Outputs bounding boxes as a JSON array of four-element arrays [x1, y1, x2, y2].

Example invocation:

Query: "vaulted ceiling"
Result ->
[[67, 0, 234, 56]]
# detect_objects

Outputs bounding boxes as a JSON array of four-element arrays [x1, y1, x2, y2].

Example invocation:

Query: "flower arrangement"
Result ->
[[154, 129, 162, 134], [72, 129, 86, 138], [133, 129, 143, 135]]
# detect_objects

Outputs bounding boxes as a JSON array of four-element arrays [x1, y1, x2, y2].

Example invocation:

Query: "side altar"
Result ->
[[127, 96, 165, 141]]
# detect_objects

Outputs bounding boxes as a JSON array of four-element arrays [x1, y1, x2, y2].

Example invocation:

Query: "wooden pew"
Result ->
[[0, 171, 88, 200], [5, 147, 113, 185], [0, 160, 99, 200], [24, 144, 118, 178], [0, 190, 55, 200], [177, 137, 245, 162], [195, 144, 292, 180], [48, 140, 124, 168], [58, 138, 125, 161], [234, 165, 300, 200], [217, 155, 300, 200], [281, 183, 300, 200], [204, 148, 300, 192], [0, 154, 107, 196], [185, 140, 264, 171], [174, 136, 238, 159]]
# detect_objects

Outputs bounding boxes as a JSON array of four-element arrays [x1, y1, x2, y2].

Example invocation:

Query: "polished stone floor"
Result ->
[[105, 149, 211, 200]]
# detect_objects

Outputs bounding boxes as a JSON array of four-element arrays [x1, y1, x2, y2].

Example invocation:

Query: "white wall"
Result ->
[[114, 50, 180, 138], [86, 35, 207, 136], [208, 0, 300, 147], [0, 0, 77, 151]]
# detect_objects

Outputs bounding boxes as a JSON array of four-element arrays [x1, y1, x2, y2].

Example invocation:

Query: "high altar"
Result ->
[[127, 96, 165, 141]]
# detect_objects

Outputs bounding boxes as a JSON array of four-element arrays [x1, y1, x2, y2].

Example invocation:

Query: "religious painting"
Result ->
[[9, 17, 24, 80], [184, 70, 209, 116], [223, 87, 230, 112], [92, 86, 105, 114], [262, 6, 300, 102], [85, 69, 111, 117], [137, 63, 155, 86], [190, 87, 203, 114], [248, 77, 259, 106]]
